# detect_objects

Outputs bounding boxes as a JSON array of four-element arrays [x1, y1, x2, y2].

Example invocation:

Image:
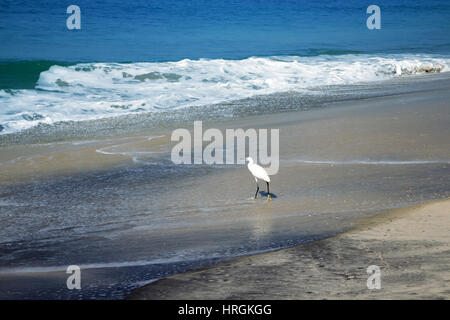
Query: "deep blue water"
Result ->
[[1, 0, 449, 62], [0, 0, 449, 134]]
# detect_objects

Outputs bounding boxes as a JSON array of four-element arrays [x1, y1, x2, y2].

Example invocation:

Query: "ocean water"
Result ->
[[0, 0, 450, 134]]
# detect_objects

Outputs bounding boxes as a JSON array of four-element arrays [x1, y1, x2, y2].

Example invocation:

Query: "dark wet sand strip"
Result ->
[[129, 199, 450, 300]]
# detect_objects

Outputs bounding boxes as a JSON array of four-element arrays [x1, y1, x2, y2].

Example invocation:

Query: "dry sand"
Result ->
[[129, 199, 450, 299]]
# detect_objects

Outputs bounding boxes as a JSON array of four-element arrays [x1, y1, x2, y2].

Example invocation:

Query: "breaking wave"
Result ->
[[0, 53, 449, 134]]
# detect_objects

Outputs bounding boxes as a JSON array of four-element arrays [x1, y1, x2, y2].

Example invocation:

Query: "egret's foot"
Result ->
[[267, 194, 272, 200]]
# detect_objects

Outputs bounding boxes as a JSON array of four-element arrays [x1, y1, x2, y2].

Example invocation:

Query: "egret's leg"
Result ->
[[254, 178, 259, 199], [267, 182, 271, 199]]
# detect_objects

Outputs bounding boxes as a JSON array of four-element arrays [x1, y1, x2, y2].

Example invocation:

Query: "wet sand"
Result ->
[[129, 199, 450, 300]]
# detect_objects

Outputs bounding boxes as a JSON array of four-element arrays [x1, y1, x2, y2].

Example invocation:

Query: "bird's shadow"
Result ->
[[259, 191, 278, 198]]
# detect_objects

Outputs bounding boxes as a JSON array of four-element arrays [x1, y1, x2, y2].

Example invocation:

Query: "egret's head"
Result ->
[[246, 157, 253, 163]]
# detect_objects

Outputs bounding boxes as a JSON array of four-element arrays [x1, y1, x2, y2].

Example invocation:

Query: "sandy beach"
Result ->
[[1, 74, 449, 299], [129, 198, 450, 300]]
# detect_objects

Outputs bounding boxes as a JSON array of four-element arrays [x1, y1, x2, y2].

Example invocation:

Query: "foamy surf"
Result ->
[[0, 54, 449, 134]]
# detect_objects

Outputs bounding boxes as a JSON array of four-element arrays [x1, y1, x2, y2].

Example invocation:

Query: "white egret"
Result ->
[[246, 157, 271, 199]]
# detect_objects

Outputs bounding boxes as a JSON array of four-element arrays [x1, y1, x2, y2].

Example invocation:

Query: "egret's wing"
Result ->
[[250, 164, 270, 182]]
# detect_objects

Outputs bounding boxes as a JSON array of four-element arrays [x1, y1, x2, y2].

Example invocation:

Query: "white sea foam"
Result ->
[[1, 54, 449, 134], [95, 135, 165, 156]]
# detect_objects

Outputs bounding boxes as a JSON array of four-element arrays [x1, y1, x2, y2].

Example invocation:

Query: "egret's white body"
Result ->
[[247, 158, 270, 182], [246, 157, 271, 199]]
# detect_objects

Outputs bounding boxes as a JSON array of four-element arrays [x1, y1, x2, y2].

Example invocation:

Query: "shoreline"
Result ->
[[0, 73, 449, 299], [129, 198, 450, 299], [2, 72, 450, 148]]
